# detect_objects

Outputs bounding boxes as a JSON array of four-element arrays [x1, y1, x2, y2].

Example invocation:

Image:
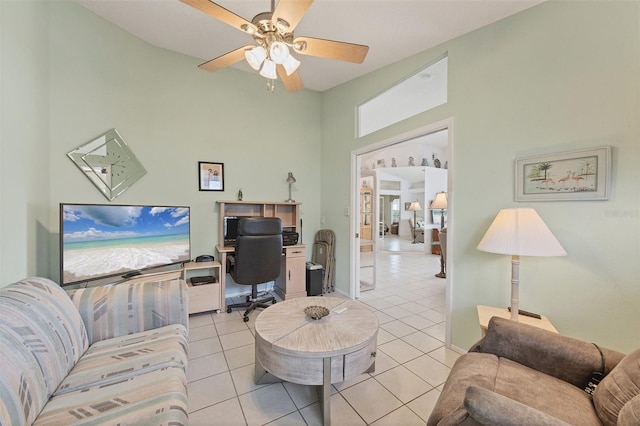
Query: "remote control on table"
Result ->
[[507, 307, 541, 319]]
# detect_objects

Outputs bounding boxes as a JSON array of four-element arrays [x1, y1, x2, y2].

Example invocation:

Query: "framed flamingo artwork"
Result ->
[[515, 146, 611, 201]]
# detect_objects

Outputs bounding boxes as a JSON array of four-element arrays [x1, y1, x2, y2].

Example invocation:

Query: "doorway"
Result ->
[[351, 119, 453, 346]]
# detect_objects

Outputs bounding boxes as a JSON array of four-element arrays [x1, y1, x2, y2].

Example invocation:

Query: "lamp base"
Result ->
[[435, 252, 446, 278], [284, 199, 296, 203]]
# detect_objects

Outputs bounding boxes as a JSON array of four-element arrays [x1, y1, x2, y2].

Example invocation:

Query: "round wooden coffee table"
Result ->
[[254, 297, 378, 426]]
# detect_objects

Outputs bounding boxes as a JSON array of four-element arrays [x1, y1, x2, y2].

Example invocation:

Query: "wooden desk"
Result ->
[[216, 244, 306, 311], [477, 305, 558, 335], [254, 297, 378, 426]]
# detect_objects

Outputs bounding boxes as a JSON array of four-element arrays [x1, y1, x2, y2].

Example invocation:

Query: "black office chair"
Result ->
[[226, 217, 282, 322]]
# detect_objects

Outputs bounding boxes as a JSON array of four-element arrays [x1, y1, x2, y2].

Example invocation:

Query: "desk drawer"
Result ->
[[284, 246, 305, 258]]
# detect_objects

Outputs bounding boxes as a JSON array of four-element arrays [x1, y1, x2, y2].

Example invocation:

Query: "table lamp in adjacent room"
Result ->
[[408, 201, 422, 244], [429, 192, 448, 278], [476, 208, 567, 321]]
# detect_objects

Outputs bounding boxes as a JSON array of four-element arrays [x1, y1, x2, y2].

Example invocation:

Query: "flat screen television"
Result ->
[[60, 203, 191, 286]]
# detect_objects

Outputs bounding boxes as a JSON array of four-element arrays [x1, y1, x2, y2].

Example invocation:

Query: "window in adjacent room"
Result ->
[[358, 56, 448, 137]]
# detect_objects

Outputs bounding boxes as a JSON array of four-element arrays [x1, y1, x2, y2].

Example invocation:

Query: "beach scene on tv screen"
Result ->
[[62, 205, 190, 284]]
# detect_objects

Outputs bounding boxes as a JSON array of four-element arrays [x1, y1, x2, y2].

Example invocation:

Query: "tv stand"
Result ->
[[181, 261, 222, 314], [216, 200, 306, 311]]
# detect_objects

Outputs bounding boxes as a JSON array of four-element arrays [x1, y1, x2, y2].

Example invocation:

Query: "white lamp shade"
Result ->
[[259, 59, 277, 79], [408, 201, 422, 212], [282, 54, 301, 76], [429, 192, 448, 210], [245, 46, 267, 70], [477, 208, 567, 257], [269, 41, 290, 65]]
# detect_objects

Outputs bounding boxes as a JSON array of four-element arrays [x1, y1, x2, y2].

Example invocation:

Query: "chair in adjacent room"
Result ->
[[226, 217, 282, 322]]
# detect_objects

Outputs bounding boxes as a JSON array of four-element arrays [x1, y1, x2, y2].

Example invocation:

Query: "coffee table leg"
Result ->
[[318, 357, 331, 426]]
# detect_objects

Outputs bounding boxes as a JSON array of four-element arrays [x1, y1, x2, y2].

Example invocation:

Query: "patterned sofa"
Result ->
[[0, 276, 189, 425]]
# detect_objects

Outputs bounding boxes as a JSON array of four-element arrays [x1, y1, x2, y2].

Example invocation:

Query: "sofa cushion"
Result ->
[[34, 366, 188, 425], [55, 324, 188, 395], [70, 279, 188, 344], [593, 348, 640, 426], [0, 277, 88, 425]]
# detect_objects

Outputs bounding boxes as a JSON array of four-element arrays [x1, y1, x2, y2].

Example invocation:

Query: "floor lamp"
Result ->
[[429, 192, 448, 278], [408, 201, 422, 244], [476, 208, 566, 321]]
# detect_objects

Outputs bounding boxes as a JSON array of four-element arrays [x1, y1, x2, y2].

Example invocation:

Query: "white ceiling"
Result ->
[[75, 0, 543, 92]]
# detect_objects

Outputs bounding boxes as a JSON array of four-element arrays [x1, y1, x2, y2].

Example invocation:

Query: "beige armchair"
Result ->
[[428, 316, 638, 426], [408, 217, 425, 243]]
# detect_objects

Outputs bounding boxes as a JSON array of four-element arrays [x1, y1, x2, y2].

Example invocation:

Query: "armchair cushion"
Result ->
[[464, 385, 571, 426], [429, 352, 601, 425], [618, 394, 640, 425], [593, 348, 640, 426]]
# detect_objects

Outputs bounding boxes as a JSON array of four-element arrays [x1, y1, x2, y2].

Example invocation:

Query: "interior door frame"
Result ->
[[350, 118, 454, 347]]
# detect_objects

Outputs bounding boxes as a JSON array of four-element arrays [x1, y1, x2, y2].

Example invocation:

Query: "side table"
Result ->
[[476, 304, 558, 336]]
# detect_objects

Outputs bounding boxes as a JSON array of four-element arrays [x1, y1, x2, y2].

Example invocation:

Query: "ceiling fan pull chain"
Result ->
[[267, 78, 276, 93]]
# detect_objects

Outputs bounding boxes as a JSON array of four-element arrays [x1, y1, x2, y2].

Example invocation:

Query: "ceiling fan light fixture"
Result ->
[[260, 59, 277, 79], [282, 54, 301, 76], [245, 46, 267, 70], [269, 41, 290, 64]]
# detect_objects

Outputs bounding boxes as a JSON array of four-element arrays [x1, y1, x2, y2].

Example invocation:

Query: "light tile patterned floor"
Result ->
[[187, 236, 456, 425]]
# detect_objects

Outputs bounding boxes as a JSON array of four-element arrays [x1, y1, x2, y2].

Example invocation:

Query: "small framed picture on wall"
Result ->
[[198, 162, 224, 191]]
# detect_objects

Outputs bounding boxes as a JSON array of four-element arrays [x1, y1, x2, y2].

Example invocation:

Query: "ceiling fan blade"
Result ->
[[198, 46, 252, 72], [272, 0, 314, 32], [293, 36, 369, 64], [277, 65, 304, 92], [180, 0, 256, 34]]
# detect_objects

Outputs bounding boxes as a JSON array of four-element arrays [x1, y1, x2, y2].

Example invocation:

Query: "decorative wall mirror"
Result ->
[[67, 129, 146, 201]]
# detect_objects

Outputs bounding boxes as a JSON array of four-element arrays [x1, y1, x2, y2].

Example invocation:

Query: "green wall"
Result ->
[[1, 1, 51, 282], [1, 1, 323, 298], [321, 1, 639, 353], [1, 1, 638, 353]]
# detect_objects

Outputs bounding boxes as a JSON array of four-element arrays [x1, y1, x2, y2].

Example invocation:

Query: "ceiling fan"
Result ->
[[179, 0, 369, 92]]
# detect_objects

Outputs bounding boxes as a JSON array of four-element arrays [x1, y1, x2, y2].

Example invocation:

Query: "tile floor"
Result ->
[[187, 236, 457, 425]]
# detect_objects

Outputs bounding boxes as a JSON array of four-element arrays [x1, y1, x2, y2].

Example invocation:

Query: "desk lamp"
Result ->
[[408, 201, 422, 244], [429, 192, 448, 278], [476, 208, 566, 321], [285, 172, 296, 203]]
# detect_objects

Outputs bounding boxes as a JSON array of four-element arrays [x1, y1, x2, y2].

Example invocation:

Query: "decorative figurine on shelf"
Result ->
[[391, 158, 397, 167], [237, 188, 243, 201], [377, 159, 386, 168], [421, 158, 429, 166], [433, 154, 441, 168], [408, 156, 415, 166], [444, 161, 448, 169], [372, 162, 376, 169], [285, 172, 296, 203]]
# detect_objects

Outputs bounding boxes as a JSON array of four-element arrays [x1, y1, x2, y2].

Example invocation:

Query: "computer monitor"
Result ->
[[223, 216, 239, 246]]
